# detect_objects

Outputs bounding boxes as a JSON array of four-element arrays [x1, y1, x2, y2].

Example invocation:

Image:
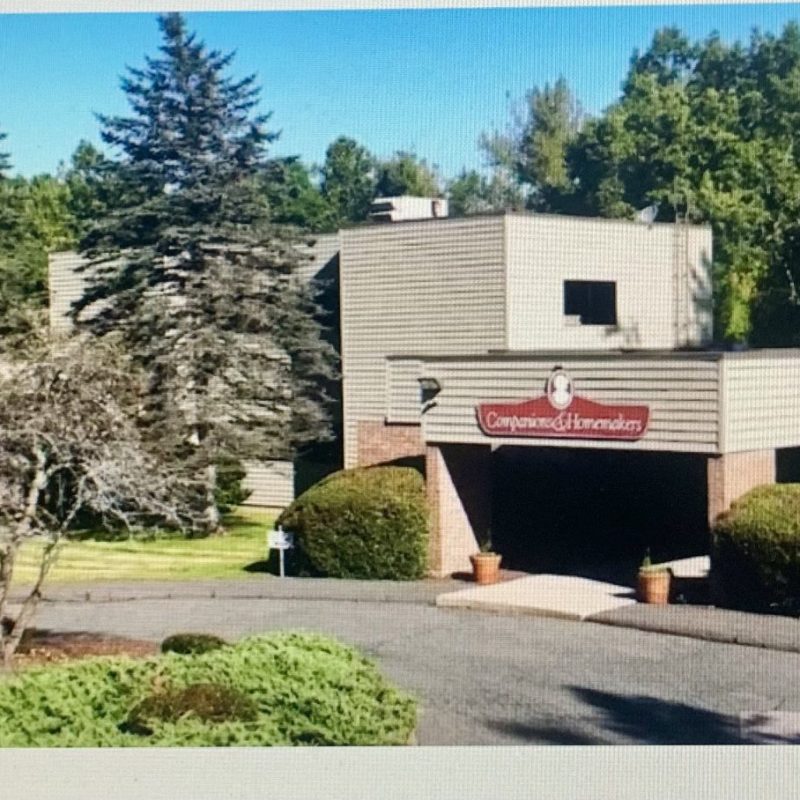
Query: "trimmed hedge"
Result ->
[[712, 484, 800, 612], [0, 633, 416, 747], [161, 633, 228, 655], [277, 466, 428, 580]]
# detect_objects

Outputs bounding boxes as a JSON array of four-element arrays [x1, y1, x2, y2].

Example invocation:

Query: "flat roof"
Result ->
[[387, 348, 800, 362], [338, 208, 712, 233]]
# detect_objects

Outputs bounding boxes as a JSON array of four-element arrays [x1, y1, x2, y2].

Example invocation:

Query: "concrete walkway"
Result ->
[[435, 555, 709, 621], [436, 574, 637, 620]]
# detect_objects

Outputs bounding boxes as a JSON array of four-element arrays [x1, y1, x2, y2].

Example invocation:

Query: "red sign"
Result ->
[[475, 370, 649, 441]]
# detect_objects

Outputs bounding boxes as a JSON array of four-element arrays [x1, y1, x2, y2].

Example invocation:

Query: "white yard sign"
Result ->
[[267, 525, 294, 577]]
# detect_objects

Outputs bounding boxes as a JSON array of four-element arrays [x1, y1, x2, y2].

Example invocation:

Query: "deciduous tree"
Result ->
[[320, 136, 376, 225], [0, 335, 193, 667]]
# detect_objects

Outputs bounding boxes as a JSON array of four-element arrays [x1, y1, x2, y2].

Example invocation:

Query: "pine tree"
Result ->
[[74, 13, 336, 531]]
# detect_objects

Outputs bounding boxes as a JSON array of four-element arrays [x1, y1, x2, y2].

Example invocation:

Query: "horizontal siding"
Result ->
[[505, 214, 713, 351], [723, 353, 800, 452], [241, 460, 294, 508], [340, 217, 506, 466], [49, 251, 90, 335], [294, 233, 339, 284], [386, 358, 423, 423], [420, 355, 722, 454]]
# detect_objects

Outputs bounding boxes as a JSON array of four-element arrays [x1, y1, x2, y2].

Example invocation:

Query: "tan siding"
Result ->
[[295, 232, 339, 284], [340, 217, 506, 466], [48, 251, 90, 335], [386, 358, 423, 423], [241, 460, 294, 508], [505, 214, 713, 351], [419, 354, 722, 454], [723, 353, 800, 452]]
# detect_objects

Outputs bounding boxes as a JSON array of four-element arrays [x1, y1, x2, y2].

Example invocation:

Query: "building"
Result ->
[[49, 203, 800, 577]]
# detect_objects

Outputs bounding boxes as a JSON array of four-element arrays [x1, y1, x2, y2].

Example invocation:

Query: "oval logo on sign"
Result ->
[[546, 369, 574, 410]]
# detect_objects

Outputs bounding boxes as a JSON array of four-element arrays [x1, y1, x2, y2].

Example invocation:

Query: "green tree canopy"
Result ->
[[320, 136, 376, 225], [61, 141, 127, 240], [375, 151, 441, 198], [262, 156, 335, 232], [481, 77, 584, 212], [484, 24, 800, 344]]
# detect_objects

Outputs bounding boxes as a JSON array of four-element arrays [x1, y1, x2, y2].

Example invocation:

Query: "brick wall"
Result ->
[[707, 449, 776, 527], [426, 444, 492, 577], [356, 420, 424, 467]]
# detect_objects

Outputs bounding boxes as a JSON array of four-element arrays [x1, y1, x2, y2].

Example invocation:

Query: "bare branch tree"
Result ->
[[0, 332, 197, 668]]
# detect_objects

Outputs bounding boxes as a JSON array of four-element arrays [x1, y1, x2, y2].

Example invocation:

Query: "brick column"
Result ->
[[426, 443, 492, 577], [356, 421, 424, 467], [707, 449, 776, 527]]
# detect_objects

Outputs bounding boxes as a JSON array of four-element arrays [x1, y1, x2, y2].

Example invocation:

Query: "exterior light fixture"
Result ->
[[417, 377, 442, 409]]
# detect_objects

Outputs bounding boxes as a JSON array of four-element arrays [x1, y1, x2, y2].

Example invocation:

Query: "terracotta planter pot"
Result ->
[[637, 568, 671, 605], [470, 553, 502, 585]]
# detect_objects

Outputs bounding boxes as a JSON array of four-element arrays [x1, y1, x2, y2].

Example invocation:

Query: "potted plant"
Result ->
[[470, 532, 502, 585], [637, 550, 671, 605]]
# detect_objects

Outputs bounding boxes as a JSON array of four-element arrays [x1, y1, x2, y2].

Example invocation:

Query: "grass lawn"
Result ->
[[11, 507, 277, 586]]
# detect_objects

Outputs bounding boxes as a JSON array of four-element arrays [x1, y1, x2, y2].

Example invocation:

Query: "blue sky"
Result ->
[[2, 5, 800, 180]]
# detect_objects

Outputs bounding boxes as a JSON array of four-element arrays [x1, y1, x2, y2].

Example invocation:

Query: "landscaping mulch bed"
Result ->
[[13, 630, 159, 668]]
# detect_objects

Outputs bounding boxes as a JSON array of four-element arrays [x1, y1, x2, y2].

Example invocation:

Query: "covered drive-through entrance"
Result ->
[[358, 350, 800, 577]]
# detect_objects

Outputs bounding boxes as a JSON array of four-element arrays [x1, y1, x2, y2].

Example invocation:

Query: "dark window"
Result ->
[[563, 280, 617, 325]]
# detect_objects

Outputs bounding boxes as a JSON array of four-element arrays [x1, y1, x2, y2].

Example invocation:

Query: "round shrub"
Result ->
[[712, 484, 800, 612], [277, 466, 428, 580], [161, 633, 229, 655]]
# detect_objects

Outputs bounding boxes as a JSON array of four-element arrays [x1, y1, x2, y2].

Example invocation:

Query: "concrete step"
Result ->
[[436, 574, 637, 621]]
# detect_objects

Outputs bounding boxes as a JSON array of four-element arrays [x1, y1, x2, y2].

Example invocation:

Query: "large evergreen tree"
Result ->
[[74, 13, 336, 531]]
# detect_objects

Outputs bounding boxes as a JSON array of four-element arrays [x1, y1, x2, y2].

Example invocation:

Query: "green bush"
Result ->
[[161, 633, 229, 655], [277, 466, 428, 580], [0, 633, 417, 747], [712, 484, 800, 612], [215, 458, 252, 514]]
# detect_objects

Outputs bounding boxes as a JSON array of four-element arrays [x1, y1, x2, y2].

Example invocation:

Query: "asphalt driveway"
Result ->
[[31, 592, 800, 745]]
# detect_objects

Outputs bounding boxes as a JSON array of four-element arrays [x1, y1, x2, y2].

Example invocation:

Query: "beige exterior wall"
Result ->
[[385, 357, 423, 424], [504, 214, 713, 351], [722, 350, 800, 452], [49, 251, 91, 335], [386, 350, 800, 458], [418, 353, 723, 454], [294, 232, 339, 284], [340, 216, 507, 467], [241, 460, 295, 508]]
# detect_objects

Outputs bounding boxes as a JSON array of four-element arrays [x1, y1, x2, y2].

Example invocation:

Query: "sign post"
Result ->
[[267, 525, 295, 578]]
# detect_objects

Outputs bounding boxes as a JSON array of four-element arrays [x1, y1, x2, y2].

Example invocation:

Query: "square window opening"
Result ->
[[563, 280, 617, 326]]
